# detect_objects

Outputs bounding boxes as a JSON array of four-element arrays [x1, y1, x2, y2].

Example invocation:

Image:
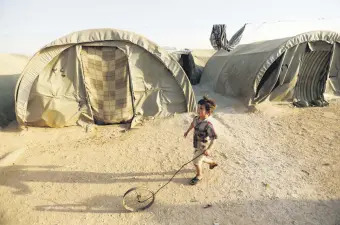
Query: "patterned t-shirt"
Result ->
[[193, 116, 217, 148]]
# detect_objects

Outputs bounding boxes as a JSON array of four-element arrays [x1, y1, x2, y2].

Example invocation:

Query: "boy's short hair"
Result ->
[[198, 95, 216, 113], [197, 98, 206, 105]]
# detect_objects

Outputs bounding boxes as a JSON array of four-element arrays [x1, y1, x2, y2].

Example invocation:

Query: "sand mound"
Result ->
[[0, 54, 30, 76], [0, 54, 30, 127]]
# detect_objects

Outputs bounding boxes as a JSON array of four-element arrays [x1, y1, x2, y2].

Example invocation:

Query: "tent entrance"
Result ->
[[293, 50, 331, 107], [180, 54, 193, 80], [80, 46, 134, 124]]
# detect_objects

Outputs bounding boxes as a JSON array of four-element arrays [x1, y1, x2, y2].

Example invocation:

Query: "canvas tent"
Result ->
[[15, 29, 196, 128], [202, 20, 340, 106]]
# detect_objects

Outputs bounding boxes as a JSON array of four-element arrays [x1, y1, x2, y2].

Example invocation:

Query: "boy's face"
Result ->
[[199, 104, 209, 117], [197, 104, 201, 114]]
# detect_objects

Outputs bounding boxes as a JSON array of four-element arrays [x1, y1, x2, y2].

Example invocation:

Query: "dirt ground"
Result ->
[[0, 92, 339, 224]]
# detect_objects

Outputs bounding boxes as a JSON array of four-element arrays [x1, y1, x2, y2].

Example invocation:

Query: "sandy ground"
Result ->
[[0, 54, 29, 76], [0, 54, 339, 224], [0, 95, 339, 225]]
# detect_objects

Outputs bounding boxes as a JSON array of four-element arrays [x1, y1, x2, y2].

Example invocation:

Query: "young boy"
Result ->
[[184, 96, 218, 185]]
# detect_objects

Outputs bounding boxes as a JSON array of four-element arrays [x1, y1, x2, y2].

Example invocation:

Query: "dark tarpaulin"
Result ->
[[210, 24, 228, 51], [210, 24, 246, 51]]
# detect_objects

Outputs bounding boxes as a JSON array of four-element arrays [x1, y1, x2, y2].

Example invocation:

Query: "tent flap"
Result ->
[[327, 43, 340, 95]]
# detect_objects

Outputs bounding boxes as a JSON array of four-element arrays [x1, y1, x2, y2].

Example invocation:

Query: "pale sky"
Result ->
[[1, 0, 339, 55]]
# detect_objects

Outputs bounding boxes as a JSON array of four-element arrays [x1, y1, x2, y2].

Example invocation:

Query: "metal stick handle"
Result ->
[[154, 152, 204, 195]]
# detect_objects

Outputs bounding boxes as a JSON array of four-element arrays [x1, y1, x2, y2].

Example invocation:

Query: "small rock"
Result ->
[[261, 182, 269, 188], [203, 204, 212, 208], [219, 153, 228, 159], [301, 170, 310, 176]]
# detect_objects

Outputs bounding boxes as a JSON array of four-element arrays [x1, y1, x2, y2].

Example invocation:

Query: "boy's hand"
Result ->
[[204, 150, 209, 156], [184, 132, 188, 138]]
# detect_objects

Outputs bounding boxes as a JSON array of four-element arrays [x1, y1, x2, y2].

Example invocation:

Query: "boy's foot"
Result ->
[[209, 163, 218, 170], [189, 176, 201, 185]]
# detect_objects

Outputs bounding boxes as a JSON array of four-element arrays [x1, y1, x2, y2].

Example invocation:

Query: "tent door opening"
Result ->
[[80, 46, 134, 124], [293, 49, 331, 107], [180, 54, 192, 78]]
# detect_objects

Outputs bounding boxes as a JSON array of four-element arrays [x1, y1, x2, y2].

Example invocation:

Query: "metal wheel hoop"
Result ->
[[122, 187, 155, 212]]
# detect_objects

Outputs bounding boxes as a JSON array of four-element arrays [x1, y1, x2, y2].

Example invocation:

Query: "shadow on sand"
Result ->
[[1, 164, 339, 224], [0, 164, 193, 195], [34, 195, 340, 225]]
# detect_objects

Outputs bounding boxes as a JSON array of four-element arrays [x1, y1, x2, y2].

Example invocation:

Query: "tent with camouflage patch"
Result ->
[[15, 29, 196, 128]]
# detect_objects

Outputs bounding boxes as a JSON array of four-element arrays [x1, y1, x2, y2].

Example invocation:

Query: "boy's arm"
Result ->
[[204, 138, 216, 156], [206, 139, 215, 150]]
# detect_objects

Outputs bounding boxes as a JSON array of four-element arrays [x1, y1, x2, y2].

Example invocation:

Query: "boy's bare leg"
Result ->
[[203, 157, 214, 164], [195, 164, 203, 179], [203, 157, 218, 169]]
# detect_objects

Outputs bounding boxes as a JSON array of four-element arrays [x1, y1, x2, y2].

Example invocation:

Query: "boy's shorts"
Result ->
[[193, 148, 205, 166], [192, 142, 214, 166]]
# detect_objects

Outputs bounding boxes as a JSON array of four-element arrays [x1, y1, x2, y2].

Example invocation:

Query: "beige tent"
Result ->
[[201, 31, 340, 106], [15, 29, 196, 127]]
